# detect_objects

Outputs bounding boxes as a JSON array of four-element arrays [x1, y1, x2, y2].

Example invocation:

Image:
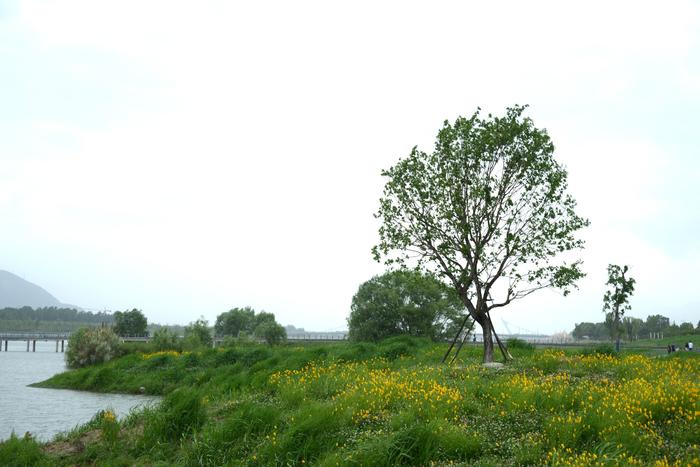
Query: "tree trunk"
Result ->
[[486, 310, 513, 362], [480, 317, 495, 363], [612, 308, 620, 351]]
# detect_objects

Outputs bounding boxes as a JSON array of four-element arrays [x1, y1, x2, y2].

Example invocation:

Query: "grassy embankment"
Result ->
[[2, 337, 699, 466]]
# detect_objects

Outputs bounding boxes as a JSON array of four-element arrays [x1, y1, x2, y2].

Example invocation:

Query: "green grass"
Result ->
[[5, 338, 700, 466], [628, 333, 697, 347], [0, 434, 50, 467]]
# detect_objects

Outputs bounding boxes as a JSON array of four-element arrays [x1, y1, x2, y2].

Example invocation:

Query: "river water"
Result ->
[[0, 340, 159, 442]]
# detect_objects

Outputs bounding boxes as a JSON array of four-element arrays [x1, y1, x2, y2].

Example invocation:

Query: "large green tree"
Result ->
[[347, 269, 467, 342], [602, 264, 635, 351], [373, 106, 588, 362], [214, 307, 256, 337], [215, 307, 286, 344], [113, 309, 148, 337]]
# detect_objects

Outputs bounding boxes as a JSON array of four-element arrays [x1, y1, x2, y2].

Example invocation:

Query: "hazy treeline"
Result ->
[[572, 314, 699, 340], [0, 306, 115, 332]]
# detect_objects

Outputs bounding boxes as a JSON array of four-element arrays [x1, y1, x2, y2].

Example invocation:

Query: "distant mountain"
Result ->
[[0, 270, 63, 309]]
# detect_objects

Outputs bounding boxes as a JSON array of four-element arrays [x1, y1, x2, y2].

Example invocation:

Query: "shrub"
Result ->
[[151, 328, 180, 351], [66, 327, 121, 369], [506, 337, 534, 351], [336, 342, 376, 362], [581, 343, 616, 356], [241, 347, 272, 367], [0, 434, 49, 467], [380, 342, 412, 360], [183, 318, 213, 349]]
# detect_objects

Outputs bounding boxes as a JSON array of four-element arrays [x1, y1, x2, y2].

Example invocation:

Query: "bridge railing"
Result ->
[[0, 332, 71, 339]]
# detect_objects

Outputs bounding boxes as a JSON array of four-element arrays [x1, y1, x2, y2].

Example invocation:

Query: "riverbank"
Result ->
[[2, 338, 699, 465], [0, 343, 158, 443]]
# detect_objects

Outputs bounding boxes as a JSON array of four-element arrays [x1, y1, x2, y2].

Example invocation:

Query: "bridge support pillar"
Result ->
[[56, 340, 59, 352], [32, 340, 36, 352], [26, 340, 30, 352], [61, 340, 65, 352]]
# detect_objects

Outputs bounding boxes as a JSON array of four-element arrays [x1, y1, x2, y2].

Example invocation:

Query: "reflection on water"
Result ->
[[0, 340, 159, 441]]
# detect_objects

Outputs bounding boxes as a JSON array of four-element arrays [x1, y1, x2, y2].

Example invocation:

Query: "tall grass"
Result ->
[[12, 338, 700, 465], [0, 434, 49, 467]]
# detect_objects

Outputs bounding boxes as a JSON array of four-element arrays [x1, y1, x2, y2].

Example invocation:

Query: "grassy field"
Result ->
[[2, 338, 699, 466]]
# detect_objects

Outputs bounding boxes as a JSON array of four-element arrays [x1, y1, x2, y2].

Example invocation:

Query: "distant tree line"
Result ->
[[284, 324, 306, 334], [572, 314, 699, 340], [0, 306, 115, 332], [0, 306, 115, 323]]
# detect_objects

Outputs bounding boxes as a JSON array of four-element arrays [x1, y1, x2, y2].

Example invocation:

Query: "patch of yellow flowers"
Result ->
[[269, 352, 699, 464], [270, 359, 463, 424], [141, 350, 189, 360], [102, 410, 116, 423]]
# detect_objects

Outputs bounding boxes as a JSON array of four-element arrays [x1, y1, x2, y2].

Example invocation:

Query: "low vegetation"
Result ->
[[64, 326, 121, 369], [4, 338, 696, 466]]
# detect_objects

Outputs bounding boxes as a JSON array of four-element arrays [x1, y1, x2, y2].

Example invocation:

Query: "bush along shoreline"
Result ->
[[3, 337, 699, 466]]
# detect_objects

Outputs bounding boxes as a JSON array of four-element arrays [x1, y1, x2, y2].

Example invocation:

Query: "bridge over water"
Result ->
[[0, 332, 70, 352], [0, 331, 350, 352], [0, 332, 171, 352]]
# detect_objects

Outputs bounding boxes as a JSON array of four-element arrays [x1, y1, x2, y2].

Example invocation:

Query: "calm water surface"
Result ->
[[0, 341, 159, 441]]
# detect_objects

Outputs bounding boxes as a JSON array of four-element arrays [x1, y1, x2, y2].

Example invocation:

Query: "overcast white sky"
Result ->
[[1, 1, 698, 333]]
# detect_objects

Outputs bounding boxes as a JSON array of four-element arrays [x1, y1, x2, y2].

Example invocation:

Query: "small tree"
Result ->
[[184, 318, 212, 348], [373, 106, 588, 362], [254, 321, 287, 345], [66, 327, 121, 369], [348, 270, 467, 342], [603, 264, 635, 351], [113, 309, 148, 337]]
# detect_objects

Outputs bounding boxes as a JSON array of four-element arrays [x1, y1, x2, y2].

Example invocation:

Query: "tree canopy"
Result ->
[[215, 307, 286, 344], [215, 307, 256, 337], [373, 106, 589, 361], [113, 309, 148, 337], [347, 269, 467, 342]]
